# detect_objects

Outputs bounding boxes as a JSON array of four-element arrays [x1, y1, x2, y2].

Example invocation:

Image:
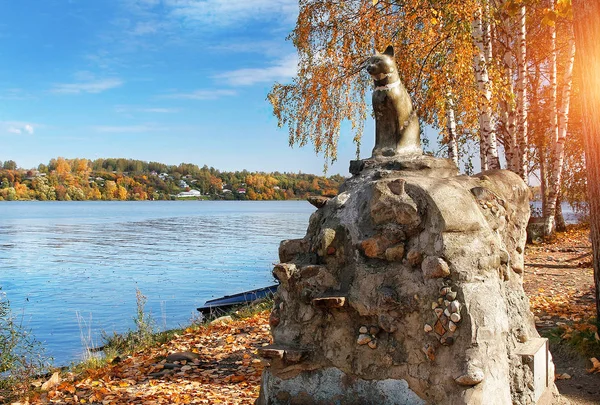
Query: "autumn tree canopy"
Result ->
[[0, 158, 344, 202], [270, 0, 584, 235]]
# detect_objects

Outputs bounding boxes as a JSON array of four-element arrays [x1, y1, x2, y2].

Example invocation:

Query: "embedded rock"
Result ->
[[307, 195, 330, 209], [165, 352, 199, 363], [385, 244, 405, 262], [455, 364, 485, 386], [406, 249, 423, 266], [421, 256, 451, 279], [278, 239, 308, 263], [257, 155, 560, 405]]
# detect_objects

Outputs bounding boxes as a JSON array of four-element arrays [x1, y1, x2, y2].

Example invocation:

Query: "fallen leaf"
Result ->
[[41, 372, 61, 391], [587, 357, 600, 374]]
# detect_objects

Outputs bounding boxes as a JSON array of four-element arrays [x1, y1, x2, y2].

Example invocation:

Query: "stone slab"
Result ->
[[257, 367, 425, 405], [516, 338, 550, 403]]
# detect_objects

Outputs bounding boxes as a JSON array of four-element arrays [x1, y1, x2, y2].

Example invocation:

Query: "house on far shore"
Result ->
[[177, 190, 202, 198]]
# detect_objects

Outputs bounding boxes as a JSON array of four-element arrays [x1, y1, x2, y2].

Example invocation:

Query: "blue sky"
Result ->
[[0, 0, 375, 175]]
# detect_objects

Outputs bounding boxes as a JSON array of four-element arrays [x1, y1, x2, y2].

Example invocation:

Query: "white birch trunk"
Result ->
[[472, 5, 500, 171], [483, 0, 493, 63], [545, 32, 576, 236], [446, 91, 459, 166], [544, 0, 560, 235], [515, 5, 528, 182], [531, 66, 548, 220], [500, 12, 517, 173]]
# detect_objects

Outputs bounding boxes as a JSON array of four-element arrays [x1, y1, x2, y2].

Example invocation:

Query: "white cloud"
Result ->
[[84, 50, 124, 70], [125, 0, 298, 28], [211, 54, 297, 86], [51, 78, 123, 94], [0, 88, 36, 100], [164, 0, 298, 26], [209, 40, 287, 57], [130, 21, 161, 36], [141, 107, 178, 113], [0, 121, 38, 136], [164, 89, 236, 100], [92, 124, 165, 133], [115, 105, 180, 113]]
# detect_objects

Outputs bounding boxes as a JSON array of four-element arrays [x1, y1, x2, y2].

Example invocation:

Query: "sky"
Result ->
[[0, 0, 378, 175]]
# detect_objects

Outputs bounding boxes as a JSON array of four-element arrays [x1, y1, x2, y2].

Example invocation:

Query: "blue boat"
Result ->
[[197, 284, 278, 316]]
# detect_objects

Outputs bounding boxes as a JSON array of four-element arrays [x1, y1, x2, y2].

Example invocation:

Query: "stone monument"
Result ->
[[256, 47, 562, 405]]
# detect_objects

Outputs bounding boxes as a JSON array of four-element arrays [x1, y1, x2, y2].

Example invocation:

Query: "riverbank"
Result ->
[[8, 225, 600, 405], [10, 308, 272, 405]]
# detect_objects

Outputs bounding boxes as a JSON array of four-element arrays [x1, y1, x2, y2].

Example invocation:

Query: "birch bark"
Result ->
[[472, 4, 500, 170], [446, 91, 459, 166], [499, 12, 516, 173], [515, 5, 528, 182], [544, 0, 560, 235], [546, 33, 575, 232]]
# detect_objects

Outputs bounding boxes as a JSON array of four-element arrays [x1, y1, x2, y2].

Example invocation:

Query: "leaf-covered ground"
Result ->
[[12, 226, 600, 405], [524, 226, 600, 404], [20, 314, 272, 404], [525, 227, 596, 330]]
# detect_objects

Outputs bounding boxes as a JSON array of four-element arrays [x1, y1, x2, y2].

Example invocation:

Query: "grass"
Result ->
[[76, 289, 159, 370], [541, 318, 600, 361], [228, 298, 274, 320], [75, 291, 274, 371], [0, 288, 51, 403]]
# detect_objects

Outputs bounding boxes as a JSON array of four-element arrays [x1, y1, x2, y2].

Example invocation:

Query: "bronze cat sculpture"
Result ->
[[366, 45, 422, 158]]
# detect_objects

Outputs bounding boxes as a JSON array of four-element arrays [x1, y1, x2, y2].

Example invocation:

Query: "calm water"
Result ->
[[530, 201, 583, 224], [0, 201, 314, 366]]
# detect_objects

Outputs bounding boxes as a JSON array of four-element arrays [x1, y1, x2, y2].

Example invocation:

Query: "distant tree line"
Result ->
[[0, 158, 344, 201]]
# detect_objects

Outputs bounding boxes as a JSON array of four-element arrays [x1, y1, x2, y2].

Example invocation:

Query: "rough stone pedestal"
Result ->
[[257, 155, 563, 405]]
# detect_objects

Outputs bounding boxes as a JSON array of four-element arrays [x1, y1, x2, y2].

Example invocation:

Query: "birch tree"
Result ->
[[445, 90, 459, 166], [495, 0, 528, 181], [544, 30, 576, 235], [515, 3, 529, 181], [472, 3, 501, 170], [497, 7, 517, 174], [543, 0, 560, 234], [536, 0, 578, 235]]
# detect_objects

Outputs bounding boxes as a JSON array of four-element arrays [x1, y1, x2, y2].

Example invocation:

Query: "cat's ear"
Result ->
[[383, 45, 394, 57]]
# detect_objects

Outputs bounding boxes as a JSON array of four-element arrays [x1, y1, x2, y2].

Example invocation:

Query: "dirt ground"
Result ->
[[523, 226, 600, 404]]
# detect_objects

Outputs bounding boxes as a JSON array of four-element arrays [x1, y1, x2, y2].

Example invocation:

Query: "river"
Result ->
[[0, 201, 314, 366]]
